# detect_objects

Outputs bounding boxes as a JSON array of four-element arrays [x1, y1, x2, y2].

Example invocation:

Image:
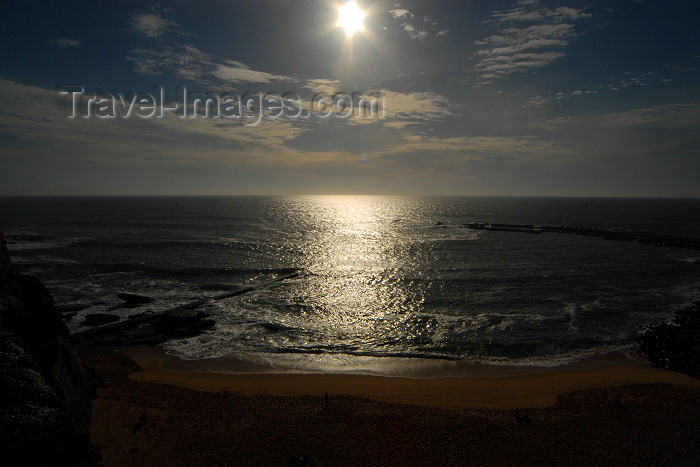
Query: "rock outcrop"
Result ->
[[639, 300, 700, 380], [0, 231, 99, 465], [0, 231, 16, 282]]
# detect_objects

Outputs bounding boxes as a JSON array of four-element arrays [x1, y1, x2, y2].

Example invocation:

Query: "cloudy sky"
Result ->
[[1, 0, 699, 196]]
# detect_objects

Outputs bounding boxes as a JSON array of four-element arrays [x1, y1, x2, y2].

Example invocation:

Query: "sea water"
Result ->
[[2, 196, 699, 371]]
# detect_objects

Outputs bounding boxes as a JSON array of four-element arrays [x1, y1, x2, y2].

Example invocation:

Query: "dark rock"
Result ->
[[58, 305, 85, 320], [162, 317, 215, 338], [56, 303, 91, 313], [130, 323, 160, 337], [60, 310, 78, 320], [260, 322, 298, 333], [1, 274, 93, 429], [0, 231, 16, 282], [84, 313, 120, 326], [117, 293, 153, 304], [163, 326, 196, 337], [1, 236, 99, 464], [639, 301, 700, 379], [160, 308, 202, 327], [193, 318, 215, 331]]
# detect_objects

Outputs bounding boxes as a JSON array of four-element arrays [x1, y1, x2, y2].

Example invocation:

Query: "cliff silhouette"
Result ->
[[0, 231, 99, 466]]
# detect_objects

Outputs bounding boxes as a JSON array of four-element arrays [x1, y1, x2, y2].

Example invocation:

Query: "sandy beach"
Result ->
[[84, 345, 700, 466]]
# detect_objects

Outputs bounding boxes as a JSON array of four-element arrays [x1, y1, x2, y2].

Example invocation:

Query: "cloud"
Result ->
[[389, 9, 413, 19], [0, 80, 451, 169], [413, 30, 429, 41], [213, 60, 295, 84], [402, 23, 428, 41], [2, 79, 698, 197], [46, 38, 81, 47], [603, 65, 698, 91], [127, 43, 296, 86], [304, 79, 341, 96], [528, 88, 597, 107], [131, 13, 178, 39], [377, 90, 454, 129], [126, 44, 213, 81], [555, 7, 591, 21], [127, 45, 193, 76], [0, 79, 309, 169], [598, 104, 700, 129], [390, 8, 445, 40], [0, 80, 458, 195], [474, 1, 591, 78], [126, 10, 300, 87]]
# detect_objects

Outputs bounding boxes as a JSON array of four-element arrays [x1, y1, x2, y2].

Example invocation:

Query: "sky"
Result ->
[[1, 0, 699, 196]]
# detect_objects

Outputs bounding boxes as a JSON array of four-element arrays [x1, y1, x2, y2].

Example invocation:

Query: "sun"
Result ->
[[338, 1, 365, 36]]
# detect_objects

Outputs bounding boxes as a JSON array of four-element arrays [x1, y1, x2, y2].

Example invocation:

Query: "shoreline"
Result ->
[[140, 343, 651, 377], [114, 345, 699, 409]]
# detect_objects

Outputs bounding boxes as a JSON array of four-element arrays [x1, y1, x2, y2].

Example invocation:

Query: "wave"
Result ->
[[5, 234, 95, 252]]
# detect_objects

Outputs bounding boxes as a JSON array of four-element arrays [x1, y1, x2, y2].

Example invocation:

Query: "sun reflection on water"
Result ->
[[277, 195, 432, 353]]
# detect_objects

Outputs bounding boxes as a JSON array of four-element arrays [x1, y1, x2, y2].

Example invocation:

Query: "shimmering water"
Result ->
[[2, 196, 700, 369]]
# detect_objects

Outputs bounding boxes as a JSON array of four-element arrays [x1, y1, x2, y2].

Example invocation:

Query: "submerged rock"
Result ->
[[56, 302, 91, 313], [117, 292, 153, 304], [57, 303, 91, 320], [84, 313, 120, 327]]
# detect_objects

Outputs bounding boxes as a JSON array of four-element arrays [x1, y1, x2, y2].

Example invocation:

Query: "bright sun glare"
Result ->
[[338, 1, 365, 36]]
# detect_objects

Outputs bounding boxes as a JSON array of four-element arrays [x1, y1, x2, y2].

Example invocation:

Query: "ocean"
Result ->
[[2, 196, 700, 372]]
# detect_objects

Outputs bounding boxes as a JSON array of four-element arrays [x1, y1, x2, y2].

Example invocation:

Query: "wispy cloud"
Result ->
[[529, 64, 699, 104], [599, 104, 700, 128], [378, 90, 455, 129], [46, 38, 81, 47], [389, 8, 448, 40], [213, 60, 295, 84], [126, 9, 301, 87], [528, 88, 597, 106], [127, 44, 210, 79], [604, 65, 698, 91], [131, 13, 178, 39], [127, 43, 296, 86], [474, 0, 591, 79]]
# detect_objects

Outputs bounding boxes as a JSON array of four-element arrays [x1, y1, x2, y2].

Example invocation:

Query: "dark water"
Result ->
[[2, 196, 699, 368]]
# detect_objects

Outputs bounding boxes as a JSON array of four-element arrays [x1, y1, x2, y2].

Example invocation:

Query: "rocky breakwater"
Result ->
[[0, 231, 99, 465]]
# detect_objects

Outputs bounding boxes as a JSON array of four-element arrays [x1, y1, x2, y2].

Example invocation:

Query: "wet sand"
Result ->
[[85, 346, 700, 466]]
